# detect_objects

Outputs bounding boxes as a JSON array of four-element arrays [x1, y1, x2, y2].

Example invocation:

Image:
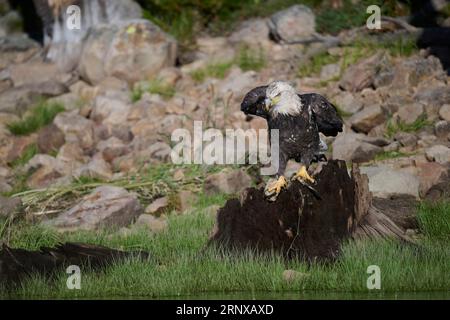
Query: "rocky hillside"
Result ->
[[0, 1, 449, 235]]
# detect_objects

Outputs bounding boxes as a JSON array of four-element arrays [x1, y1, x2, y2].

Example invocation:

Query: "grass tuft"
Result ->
[[374, 150, 410, 162], [384, 114, 431, 138], [190, 61, 234, 82], [7, 101, 64, 136], [236, 46, 266, 72], [418, 201, 450, 241], [132, 79, 176, 102], [9, 144, 38, 168]]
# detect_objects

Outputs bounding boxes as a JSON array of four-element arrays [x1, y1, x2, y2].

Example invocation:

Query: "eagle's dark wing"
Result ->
[[241, 85, 269, 119], [299, 93, 343, 137]]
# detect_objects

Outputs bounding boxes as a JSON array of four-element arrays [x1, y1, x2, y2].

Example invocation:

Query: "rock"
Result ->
[[5, 134, 37, 165], [134, 214, 168, 233], [203, 204, 221, 218], [46, 186, 142, 231], [425, 145, 450, 164], [333, 91, 363, 114], [349, 104, 386, 133], [9, 62, 70, 88], [229, 18, 270, 47], [178, 190, 197, 213], [157, 67, 182, 87], [0, 34, 40, 70], [394, 132, 418, 147], [143, 142, 172, 162], [37, 124, 65, 154], [282, 269, 309, 283], [360, 166, 420, 198], [416, 162, 448, 196], [414, 85, 450, 106], [383, 141, 400, 152], [396, 103, 424, 124], [393, 55, 446, 89], [268, 5, 316, 43], [0, 180, 11, 193], [339, 53, 384, 92], [425, 176, 450, 201], [435, 120, 450, 138], [332, 132, 382, 163], [97, 137, 128, 162], [320, 63, 340, 81], [53, 111, 95, 150], [24, 154, 70, 188], [74, 156, 113, 181], [384, 94, 411, 114], [0, 10, 22, 36], [204, 168, 252, 195], [196, 36, 235, 63], [0, 87, 42, 114], [57, 143, 88, 164], [439, 104, 450, 121], [70, 80, 99, 101], [145, 196, 169, 215], [218, 67, 258, 99], [47, 92, 82, 111], [91, 96, 131, 127], [418, 134, 438, 148], [172, 169, 185, 181], [0, 112, 19, 126], [79, 20, 177, 84], [0, 196, 21, 218]]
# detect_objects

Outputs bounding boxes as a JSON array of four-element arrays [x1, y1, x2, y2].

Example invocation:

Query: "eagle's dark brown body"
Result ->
[[241, 85, 343, 177], [268, 112, 319, 176]]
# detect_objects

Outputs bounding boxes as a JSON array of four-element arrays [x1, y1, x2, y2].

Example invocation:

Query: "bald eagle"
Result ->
[[241, 81, 343, 201]]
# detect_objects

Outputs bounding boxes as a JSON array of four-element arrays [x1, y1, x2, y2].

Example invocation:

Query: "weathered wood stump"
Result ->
[[209, 160, 411, 261]]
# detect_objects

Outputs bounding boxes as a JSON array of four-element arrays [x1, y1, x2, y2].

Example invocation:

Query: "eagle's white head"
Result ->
[[265, 81, 302, 116]]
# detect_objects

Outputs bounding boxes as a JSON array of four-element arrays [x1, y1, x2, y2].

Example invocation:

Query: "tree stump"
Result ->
[[209, 160, 412, 261]]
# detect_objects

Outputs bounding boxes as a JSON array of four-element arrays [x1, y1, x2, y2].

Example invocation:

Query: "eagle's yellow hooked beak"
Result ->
[[264, 98, 271, 111], [264, 96, 281, 111]]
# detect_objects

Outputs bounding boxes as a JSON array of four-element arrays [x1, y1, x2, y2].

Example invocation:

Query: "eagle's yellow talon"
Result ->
[[264, 176, 287, 201], [292, 166, 315, 184]]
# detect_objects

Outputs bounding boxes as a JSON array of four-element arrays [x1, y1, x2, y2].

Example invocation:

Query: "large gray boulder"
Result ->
[[79, 20, 177, 84], [204, 168, 252, 195], [360, 166, 420, 198], [268, 5, 316, 43], [332, 132, 383, 163], [46, 186, 142, 231]]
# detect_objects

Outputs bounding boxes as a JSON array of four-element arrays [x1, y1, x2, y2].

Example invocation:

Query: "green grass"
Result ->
[[385, 114, 431, 138], [236, 46, 266, 72], [315, 0, 409, 35], [7, 101, 65, 136], [418, 201, 450, 241], [132, 79, 176, 102], [190, 46, 266, 83], [298, 51, 340, 78], [374, 150, 411, 162], [1, 197, 450, 298], [190, 61, 234, 82], [9, 143, 38, 168], [139, 0, 409, 46], [298, 36, 418, 80]]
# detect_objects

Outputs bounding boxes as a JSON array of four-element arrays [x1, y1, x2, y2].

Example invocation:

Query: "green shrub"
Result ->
[[7, 101, 65, 136]]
